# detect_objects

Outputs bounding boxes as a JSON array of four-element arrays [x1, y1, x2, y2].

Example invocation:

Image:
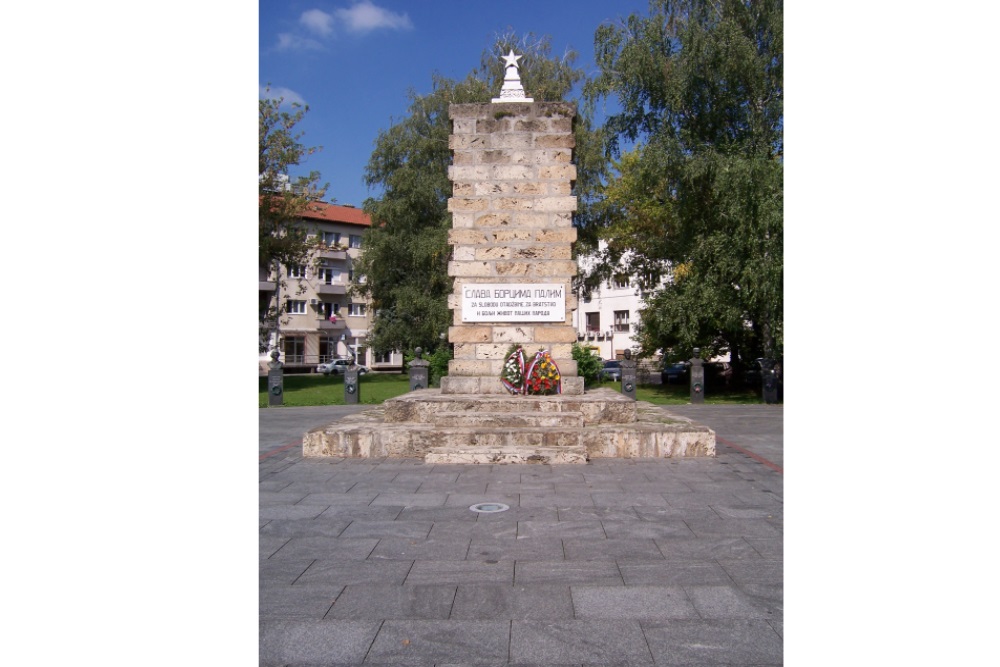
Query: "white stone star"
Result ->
[[501, 49, 522, 69]]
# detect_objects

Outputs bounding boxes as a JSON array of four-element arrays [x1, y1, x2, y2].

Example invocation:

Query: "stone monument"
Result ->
[[302, 51, 715, 463], [443, 51, 581, 395]]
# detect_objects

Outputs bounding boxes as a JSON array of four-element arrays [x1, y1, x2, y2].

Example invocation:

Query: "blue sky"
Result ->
[[260, 0, 655, 207]]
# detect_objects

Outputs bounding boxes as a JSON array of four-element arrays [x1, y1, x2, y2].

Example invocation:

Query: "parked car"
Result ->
[[703, 361, 733, 389], [316, 359, 370, 375], [660, 361, 690, 384], [600, 360, 622, 382]]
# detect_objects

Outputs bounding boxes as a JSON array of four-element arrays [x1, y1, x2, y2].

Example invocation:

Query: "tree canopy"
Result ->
[[354, 33, 607, 356], [584, 0, 783, 368], [259, 89, 328, 269], [259, 88, 328, 351]]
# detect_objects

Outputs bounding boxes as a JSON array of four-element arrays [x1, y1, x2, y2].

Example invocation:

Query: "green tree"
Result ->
[[584, 0, 783, 373], [354, 33, 606, 357], [572, 343, 604, 387], [259, 87, 328, 352]]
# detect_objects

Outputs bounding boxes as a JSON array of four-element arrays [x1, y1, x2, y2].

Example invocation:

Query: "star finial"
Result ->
[[492, 49, 533, 103], [501, 50, 522, 69]]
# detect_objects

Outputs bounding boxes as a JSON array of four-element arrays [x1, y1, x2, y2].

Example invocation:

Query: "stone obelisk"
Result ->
[[441, 50, 583, 395]]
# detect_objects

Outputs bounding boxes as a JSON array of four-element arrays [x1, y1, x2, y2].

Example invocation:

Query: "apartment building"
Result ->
[[573, 245, 662, 369], [258, 202, 403, 373]]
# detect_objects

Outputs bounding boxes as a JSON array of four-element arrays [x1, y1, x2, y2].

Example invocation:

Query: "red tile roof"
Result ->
[[299, 202, 371, 227]]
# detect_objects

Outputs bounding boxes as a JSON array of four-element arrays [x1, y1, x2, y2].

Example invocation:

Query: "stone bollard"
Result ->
[[267, 349, 284, 406], [344, 361, 360, 405], [409, 347, 430, 391], [689, 348, 704, 404], [620, 349, 637, 401], [761, 358, 779, 404]]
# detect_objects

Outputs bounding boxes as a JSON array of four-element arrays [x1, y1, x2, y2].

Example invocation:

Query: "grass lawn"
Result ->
[[259, 373, 413, 408], [261, 374, 770, 407]]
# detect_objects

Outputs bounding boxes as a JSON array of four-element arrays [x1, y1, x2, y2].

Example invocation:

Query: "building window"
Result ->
[[348, 303, 367, 317], [287, 264, 307, 279], [320, 231, 341, 246], [286, 300, 307, 314], [318, 337, 340, 363], [613, 274, 629, 290], [585, 312, 600, 333], [318, 267, 341, 284], [614, 310, 630, 332], [319, 302, 341, 319], [283, 336, 305, 363], [375, 351, 394, 364], [349, 234, 362, 249]]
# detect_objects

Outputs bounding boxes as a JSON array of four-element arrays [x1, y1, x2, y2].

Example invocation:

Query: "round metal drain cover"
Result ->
[[469, 502, 510, 513]]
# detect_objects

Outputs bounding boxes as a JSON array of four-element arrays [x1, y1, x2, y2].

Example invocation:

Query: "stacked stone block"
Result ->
[[443, 102, 583, 395]]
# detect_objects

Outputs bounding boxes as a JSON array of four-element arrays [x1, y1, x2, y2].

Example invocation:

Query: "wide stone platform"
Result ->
[[302, 388, 715, 463]]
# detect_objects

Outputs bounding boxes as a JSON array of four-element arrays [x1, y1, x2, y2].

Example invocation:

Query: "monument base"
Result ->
[[303, 388, 715, 463], [440, 375, 585, 395]]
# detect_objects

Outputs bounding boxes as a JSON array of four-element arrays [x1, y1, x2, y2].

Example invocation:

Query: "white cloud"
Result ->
[[274, 32, 324, 52], [300, 9, 334, 36], [334, 1, 413, 34], [259, 85, 306, 108]]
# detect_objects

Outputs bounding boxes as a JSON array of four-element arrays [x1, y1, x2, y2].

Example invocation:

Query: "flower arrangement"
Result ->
[[500, 346, 561, 395], [500, 345, 526, 394]]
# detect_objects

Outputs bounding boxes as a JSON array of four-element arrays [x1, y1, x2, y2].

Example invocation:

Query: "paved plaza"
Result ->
[[260, 402, 783, 666]]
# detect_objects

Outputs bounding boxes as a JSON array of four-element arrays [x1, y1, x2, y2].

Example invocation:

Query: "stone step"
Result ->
[[424, 445, 588, 465], [429, 411, 583, 428], [383, 388, 636, 425]]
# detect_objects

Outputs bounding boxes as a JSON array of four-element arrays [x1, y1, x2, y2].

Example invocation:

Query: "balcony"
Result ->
[[317, 283, 348, 296], [259, 280, 276, 292], [317, 317, 347, 331], [317, 247, 348, 261]]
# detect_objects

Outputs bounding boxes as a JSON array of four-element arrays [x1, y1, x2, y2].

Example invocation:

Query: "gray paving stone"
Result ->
[[709, 504, 782, 519], [326, 584, 457, 619], [519, 492, 596, 508], [571, 585, 698, 620], [268, 536, 379, 560], [516, 520, 606, 540], [338, 520, 433, 540], [298, 492, 379, 505], [260, 503, 331, 521], [366, 620, 510, 665], [280, 480, 359, 494], [563, 538, 664, 561], [640, 618, 783, 665], [429, 520, 518, 541], [476, 507, 559, 522], [451, 583, 574, 620], [259, 517, 352, 539], [259, 491, 310, 506], [405, 560, 514, 585], [684, 517, 782, 539], [601, 519, 695, 540], [259, 583, 342, 620], [317, 505, 404, 521], [444, 492, 521, 508], [514, 561, 623, 586], [371, 492, 448, 507], [260, 558, 315, 585], [589, 492, 671, 508], [468, 536, 565, 561], [510, 619, 653, 665], [684, 584, 773, 619], [260, 534, 290, 559], [718, 558, 783, 586], [557, 507, 640, 522], [369, 536, 472, 560], [632, 506, 720, 522], [294, 559, 413, 586], [654, 536, 765, 560], [396, 506, 480, 522], [259, 480, 293, 492], [259, 619, 380, 666], [485, 481, 556, 493], [618, 560, 733, 586]]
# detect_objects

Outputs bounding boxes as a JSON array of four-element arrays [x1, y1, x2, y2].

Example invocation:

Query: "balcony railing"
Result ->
[[317, 283, 347, 296]]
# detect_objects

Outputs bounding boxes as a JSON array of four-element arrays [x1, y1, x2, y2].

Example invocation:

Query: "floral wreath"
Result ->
[[500, 345, 561, 395]]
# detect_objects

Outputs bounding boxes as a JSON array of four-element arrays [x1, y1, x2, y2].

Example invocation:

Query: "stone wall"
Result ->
[[443, 102, 582, 395]]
